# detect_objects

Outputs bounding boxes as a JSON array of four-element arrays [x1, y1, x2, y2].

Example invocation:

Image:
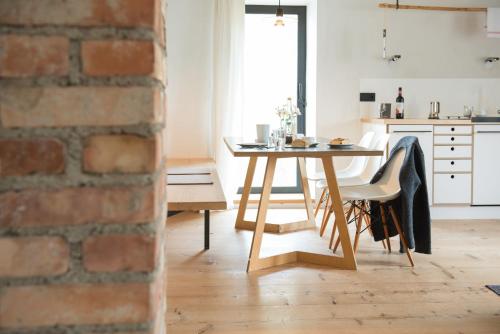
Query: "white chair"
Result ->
[[312, 131, 375, 219], [333, 148, 415, 267], [318, 133, 391, 237]]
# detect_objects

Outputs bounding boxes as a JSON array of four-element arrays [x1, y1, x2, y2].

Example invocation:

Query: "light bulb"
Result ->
[[274, 18, 285, 26]]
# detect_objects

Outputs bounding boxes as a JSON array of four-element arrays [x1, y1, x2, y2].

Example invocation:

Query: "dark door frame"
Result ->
[[241, 4, 307, 194]]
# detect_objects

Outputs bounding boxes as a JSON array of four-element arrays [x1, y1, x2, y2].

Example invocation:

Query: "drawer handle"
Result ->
[[451, 175, 455, 179], [451, 147, 455, 151], [451, 127, 455, 132], [451, 161, 455, 165], [451, 137, 455, 141]]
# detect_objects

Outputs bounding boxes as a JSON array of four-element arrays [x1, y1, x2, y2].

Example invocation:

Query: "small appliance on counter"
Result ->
[[428, 101, 440, 119], [447, 105, 472, 120], [379, 103, 391, 119]]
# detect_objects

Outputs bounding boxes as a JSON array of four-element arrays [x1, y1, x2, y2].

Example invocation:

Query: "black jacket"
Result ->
[[369, 136, 432, 254]]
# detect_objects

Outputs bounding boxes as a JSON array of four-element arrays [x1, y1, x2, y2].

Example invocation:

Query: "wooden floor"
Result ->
[[166, 209, 500, 334]]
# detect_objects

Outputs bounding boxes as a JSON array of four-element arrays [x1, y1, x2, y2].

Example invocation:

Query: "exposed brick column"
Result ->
[[0, 1, 167, 333]]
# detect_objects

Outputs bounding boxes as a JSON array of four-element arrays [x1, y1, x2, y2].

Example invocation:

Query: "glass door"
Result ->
[[242, 5, 307, 193]]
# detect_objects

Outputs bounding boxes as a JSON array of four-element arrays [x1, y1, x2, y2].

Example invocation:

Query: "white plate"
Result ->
[[238, 143, 268, 148]]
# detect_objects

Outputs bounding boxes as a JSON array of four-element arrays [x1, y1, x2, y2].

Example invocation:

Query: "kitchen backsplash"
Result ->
[[360, 78, 500, 119]]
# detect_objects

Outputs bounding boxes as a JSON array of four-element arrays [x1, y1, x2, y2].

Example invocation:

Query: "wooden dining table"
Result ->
[[224, 137, 383, 272]]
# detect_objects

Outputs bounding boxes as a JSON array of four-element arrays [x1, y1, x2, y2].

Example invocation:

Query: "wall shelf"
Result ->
[[378, 3, 487, 13]]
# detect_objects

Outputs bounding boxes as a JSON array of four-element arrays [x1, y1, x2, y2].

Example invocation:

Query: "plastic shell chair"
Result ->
[[337, 148, 414, 267], [318, 133, 391, 237]]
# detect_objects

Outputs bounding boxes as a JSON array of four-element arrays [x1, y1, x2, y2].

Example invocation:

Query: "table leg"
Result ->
[[247, 157, 277, 272], [321, 156, 357, 270], [204, 210, 210, 250], [235, 156, 315, 234], [235, 157, 257, 229], [297, 157, 316, 227]]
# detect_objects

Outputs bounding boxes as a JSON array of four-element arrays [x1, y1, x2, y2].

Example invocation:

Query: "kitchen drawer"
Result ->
[[434, 145, 472, 159], [434, 159, 472, 173], [434, 173, 471, 204], [434, 125, 472, 135], [389, 125, 433, 133], [434, 135, 472, 145]]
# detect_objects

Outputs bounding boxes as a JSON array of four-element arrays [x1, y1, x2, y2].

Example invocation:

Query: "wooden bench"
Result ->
[[166, 159, 227, 250]]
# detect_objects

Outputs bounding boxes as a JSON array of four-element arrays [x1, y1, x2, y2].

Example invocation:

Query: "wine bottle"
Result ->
[[395, 87, 404, 119]]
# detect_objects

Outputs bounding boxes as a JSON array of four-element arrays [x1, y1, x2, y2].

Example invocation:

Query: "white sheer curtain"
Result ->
[[211, 0, 245, 206]]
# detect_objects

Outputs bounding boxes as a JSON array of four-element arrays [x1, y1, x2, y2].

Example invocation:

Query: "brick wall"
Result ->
[[0, 1, 167, 333]]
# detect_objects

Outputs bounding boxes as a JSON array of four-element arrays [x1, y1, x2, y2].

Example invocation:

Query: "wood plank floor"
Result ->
[[166, 209, 500, 334]]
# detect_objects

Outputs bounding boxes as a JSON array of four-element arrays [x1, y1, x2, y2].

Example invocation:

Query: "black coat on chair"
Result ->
[[369, 136, 432, 254]]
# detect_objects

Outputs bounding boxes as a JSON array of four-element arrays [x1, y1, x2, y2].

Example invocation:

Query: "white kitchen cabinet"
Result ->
[[434, 159, 472, 173], [434, 146, 472, 159], [434, 174, 472, 204], [473, 125, 500, 205], [388, 125, 433, 201], [434, 125, 472, 135], [434, 135, 472, 145]]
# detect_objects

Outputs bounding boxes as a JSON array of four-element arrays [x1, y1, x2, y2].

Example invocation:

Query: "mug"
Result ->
[[256, 124, 270, 143]]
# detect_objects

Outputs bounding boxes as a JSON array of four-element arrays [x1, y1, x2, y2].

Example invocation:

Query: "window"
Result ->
[[242, 5, 307, 193]]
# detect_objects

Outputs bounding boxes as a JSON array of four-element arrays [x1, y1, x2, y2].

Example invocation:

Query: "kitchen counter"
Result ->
[[361, 117, 500, 125], [361, 117, 472, 125]]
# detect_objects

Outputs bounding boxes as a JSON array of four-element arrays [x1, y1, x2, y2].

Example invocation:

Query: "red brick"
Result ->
[[83, 234, 156, 272], [0, 283, 151, 327], [0, 0, 157, 28], [83, 134, 160, 174], [0, 35, 69, 77], [82, 40, 163, 79], [0, 185, 160, 228], [0, 236, 69, 277], [0, 86, 163, 128], [0, 138, 65, 176]]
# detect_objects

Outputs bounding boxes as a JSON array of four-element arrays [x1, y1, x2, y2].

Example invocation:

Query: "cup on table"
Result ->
[[271, 128, 285, 150], [256, 124, 270, 143]]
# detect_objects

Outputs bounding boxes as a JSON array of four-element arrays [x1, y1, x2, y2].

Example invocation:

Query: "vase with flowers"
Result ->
[[275, 97, 301, 143]]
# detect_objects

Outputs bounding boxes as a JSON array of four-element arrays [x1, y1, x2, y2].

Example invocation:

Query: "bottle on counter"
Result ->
[[395, 87, 404, 119]]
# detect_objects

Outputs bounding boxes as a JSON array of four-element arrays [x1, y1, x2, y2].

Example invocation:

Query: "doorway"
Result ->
[[242, 5, 307, 194]]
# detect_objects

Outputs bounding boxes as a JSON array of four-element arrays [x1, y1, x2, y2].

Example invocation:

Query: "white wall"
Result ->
[[316, 0, 500, 144], [167, 0, 500, 160], [360, 78, 500, 118], [166, 0, 214, 158]]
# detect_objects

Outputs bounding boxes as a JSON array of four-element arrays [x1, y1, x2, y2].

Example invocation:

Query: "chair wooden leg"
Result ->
[[379, 205, 392, 253], [321, 194, 337, 237], [352, 202, 363, 253], [389, 206, 415, 267], [328, 219, 338, 249], [314, 188, 327, 218], [360, 201, 387, 249], [330, 202, 354, 250], [319, 193, 330, 234], [361, 201, 372, 236], [345, 201, 355, 222]]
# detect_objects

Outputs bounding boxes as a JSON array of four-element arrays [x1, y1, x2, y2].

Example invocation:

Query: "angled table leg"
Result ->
[[247, 157, 277, 272], [235, 156, 316, 234], [235, 157, 258, 229], [321, 156, 357, 270], [297, 157, 316, 227]]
